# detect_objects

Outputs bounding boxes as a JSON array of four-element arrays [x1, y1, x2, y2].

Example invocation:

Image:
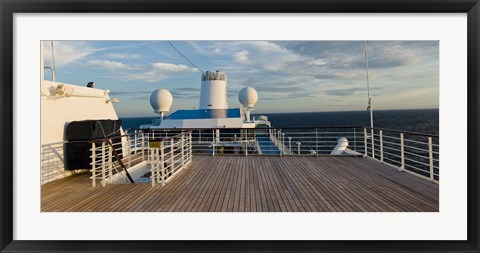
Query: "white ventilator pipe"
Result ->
[[330, 137, 349, 155]]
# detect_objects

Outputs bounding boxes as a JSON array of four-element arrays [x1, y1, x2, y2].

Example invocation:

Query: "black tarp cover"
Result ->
[[65, 119, 122, 170]]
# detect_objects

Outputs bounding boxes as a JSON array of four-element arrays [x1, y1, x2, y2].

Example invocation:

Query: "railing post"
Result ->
[[276, 129, 279, 146], [133, 130, 137, 154], [315, 128, 318, 156], [101, 142, 107, 187], [108, 142, 113, 185], [151, 148, 156, 187], [400, 133, 405, 171], [171, 138, 174, 174], [371, 128, 375, 159], [189, 132, 193, 161], [101, 142, 106, 186], [127, 136, 131, 168], [379, 130, 384, 162], [212, 130, 215, 156], [288, 137, 292, 155], [278, 130, 281, 148], [160, 141, 165, 186], [92, 142, 96, 187], [353, 128, 357, 153], [181, 134, 185, 167], [363, 128, 367, 157], [141, 132, 146, 161], [428, 137, 434, 181]]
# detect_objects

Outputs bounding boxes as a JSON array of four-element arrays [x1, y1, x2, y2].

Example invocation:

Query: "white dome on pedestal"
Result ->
[[150, 88, 173, 114], [238, 87, 258, 108]]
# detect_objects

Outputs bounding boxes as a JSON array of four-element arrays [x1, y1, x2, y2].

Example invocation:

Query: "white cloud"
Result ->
[[151, 63, 198, 73], [86, 60, 132, 70], [103, 53, 140, 59], [43, 41, 98, 66], [124, 62, 198, 83], [234, 50, 249, 64]]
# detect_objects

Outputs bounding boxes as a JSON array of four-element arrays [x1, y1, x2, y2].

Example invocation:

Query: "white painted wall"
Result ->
[[41, 80, 120, 145], [40, 80, 121, 184]]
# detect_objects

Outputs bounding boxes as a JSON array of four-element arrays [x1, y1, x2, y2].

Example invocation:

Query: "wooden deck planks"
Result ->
[[41, 156, 439, 212]]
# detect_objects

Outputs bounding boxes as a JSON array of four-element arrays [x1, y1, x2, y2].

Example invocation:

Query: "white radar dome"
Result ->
[[150, 88, 173, 114], [238, 87, 258, 108]]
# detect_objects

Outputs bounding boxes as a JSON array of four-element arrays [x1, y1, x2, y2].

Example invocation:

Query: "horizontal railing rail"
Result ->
[[364, 126, 439, 138]]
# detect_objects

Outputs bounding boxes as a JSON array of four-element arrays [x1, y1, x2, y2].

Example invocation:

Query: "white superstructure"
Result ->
[[41, 81, 120, 145], [40, 43, 120, 146], [41, 42, 122, 184], [199, 70, 228, 109], [145, 70, 270, 129]]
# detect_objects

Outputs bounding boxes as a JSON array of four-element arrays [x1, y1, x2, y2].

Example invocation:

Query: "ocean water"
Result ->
[[120, 109, 439, 135]]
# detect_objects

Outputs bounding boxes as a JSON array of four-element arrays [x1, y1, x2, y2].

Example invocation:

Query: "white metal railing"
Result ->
[[41, 141, 66, 184], [90, 131, 192, 187], [41, 141, 89, 184], [149, 132, 192, 186], [131, 127, 438, 182], [90, 133, 146, 187], [136, 127, 361, 156], [364, 127, 439, 182]]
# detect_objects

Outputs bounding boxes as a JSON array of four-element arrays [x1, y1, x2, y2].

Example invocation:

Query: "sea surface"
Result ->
[[120, 109, 439, 135]]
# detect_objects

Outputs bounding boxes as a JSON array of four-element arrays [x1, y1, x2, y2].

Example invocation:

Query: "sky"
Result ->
[[42, 41, 439, 117]]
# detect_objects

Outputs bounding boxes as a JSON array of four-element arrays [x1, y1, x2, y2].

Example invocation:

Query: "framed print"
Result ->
[[1, 0, 479, 252]]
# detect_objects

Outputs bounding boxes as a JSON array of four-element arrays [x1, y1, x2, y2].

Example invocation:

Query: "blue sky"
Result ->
[[43, 41, 439, 117]]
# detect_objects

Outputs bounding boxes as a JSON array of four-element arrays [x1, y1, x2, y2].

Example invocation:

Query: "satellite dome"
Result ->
[[238, 87, 258, 108], [150, 88, 173, 114]]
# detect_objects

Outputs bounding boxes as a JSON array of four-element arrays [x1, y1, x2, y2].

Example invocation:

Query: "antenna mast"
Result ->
[[51, 41, 56, 82], [364, 41, 375, 158], [364, 41, 373, 129]]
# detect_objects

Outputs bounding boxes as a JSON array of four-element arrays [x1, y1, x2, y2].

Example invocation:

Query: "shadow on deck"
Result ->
[[41, 155, 438, 212]]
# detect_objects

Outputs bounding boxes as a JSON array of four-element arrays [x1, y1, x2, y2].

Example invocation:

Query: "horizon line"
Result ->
[[119, 107, 439, 118]]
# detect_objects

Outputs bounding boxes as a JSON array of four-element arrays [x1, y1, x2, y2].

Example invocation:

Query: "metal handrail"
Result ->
[[364, 126, 438, 138], [42, 125, 438, 185]]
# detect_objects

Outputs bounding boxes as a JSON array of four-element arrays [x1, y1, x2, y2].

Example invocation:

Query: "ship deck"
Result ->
[[41, 156, 439, 212]]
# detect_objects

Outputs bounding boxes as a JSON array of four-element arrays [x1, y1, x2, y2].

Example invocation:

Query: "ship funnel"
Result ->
[[150, 89, 173, 119], [199, 70, 228, 109]]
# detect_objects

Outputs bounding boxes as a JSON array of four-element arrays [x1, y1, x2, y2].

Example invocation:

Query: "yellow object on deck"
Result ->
[[149, 141, 162, 148]]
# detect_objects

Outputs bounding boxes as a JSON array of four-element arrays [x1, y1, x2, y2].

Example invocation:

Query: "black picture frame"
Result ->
[[1, 0, 479, 252]]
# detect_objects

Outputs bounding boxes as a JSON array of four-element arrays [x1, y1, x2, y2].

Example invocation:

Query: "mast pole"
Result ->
[[365, 41, 375, 158], [364, 41, 373, 129], [51, 41, 56, 82]]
